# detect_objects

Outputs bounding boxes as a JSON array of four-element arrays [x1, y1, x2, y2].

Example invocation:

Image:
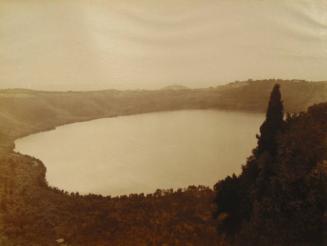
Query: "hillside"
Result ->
[[0, 80, 327, 245], [214, 86, 327, 245], [1, 80, 327, 156], [0, 153, 219, 245], [161, 85, 189, 90]]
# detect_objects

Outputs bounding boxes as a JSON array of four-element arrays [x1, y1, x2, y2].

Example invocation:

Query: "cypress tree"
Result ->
[[214, 84, 285, 239], [256, 84, 284, 157]]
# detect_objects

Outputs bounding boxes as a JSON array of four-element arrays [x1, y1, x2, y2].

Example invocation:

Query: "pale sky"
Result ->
[[1, 0, 327, 90]]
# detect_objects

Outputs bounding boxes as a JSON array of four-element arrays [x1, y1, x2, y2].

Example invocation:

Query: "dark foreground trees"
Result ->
[[0, 153, 221, 245], [214, 84, 327, 245]]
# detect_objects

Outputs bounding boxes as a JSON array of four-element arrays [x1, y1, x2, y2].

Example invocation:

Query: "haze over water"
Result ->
[[15, 110, 264, 196]]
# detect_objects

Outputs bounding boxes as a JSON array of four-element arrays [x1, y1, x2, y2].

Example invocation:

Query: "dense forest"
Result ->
[[0, 80, 327, 245], [0, 154, 219, 245], [214, 85, 327, 245]]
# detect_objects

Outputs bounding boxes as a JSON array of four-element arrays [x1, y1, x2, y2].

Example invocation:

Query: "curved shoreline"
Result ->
[[1, 79, 324, 158], [1, 82, 326, 245], [11, 107, 263, 154], [13, 109, 263, 197]]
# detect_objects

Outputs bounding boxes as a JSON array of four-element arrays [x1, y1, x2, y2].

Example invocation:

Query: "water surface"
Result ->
[[15, 110, 264, 196]]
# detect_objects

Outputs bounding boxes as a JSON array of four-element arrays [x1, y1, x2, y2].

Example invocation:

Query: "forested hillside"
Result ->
[[0, 153, 219, 245], [0, 80, 326, 155], [214, 85, 327, 245], [0, 80, 327, 245]]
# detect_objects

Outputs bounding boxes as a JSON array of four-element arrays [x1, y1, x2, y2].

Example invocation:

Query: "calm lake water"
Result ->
[[15, 110, 264, 196]]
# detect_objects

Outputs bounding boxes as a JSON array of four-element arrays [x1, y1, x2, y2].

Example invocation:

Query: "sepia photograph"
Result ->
[[0, 0, 326, 245]]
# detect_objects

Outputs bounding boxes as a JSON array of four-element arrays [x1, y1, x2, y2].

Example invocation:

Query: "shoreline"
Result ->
[[1, 79, 324, 157], [1, 81, 326, 244], [12, 108, 263, 197]]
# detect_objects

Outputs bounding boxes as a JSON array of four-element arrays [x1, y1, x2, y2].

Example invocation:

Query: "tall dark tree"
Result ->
[[256, 84, 284, 157], [214, 86, 327, 245], [214, 84, 285, 239]]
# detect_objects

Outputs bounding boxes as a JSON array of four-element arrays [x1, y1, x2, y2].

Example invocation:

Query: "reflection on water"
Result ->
[[15, 110, 264, 196]]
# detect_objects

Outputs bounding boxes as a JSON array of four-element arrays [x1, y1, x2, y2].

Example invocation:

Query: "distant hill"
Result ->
[[161, 85, 189, 90], [215, 79, 327, 112], [0, 79, 327, 154]]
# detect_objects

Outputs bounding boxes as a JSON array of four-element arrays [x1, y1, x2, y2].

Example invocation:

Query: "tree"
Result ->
[[214, 84, 285, 239], [254, 84, 284, 199], [213, 175, 241, 237], [214, 86, 327, 245], [256, 84, 284, 157]]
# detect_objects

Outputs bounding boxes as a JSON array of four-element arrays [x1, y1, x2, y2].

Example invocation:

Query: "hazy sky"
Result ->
[[1, 0, 327, 90]]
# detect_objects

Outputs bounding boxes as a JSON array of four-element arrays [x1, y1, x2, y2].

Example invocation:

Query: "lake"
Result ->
[[15, 110, 264, 196]]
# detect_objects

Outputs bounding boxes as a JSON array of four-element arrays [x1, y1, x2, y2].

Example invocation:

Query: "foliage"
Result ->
[[214, 86, 327, 245], [1, 80, 327, 245], [0, 154, 221, 245], [256, 84, 284, 156], [213, 175, 242, 238]]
